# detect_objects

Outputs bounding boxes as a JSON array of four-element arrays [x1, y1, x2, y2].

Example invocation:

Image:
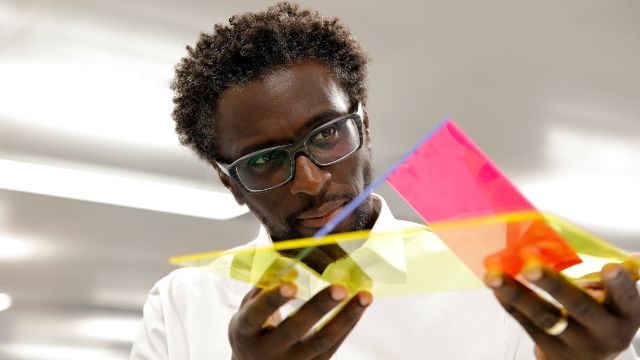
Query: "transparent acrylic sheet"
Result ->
[[388, 120, 582, 276], [171, 226, 483, 299], [387, 120, 536, 223], [170, 211, 638, 299], [170, 119, 637, 298]]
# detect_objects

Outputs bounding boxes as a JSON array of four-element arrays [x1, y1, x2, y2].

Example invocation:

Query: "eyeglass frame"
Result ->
[[215, 102, 365, 193]]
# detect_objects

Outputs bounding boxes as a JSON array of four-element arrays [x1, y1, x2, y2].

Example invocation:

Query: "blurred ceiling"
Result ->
[[0, 0, 639, 358]]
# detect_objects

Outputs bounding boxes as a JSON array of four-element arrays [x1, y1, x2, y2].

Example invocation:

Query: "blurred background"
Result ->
[[0, 0, 639, 359]]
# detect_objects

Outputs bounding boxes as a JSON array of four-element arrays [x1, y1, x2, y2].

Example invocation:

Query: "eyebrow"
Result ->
[[235, 108, 348, 159]]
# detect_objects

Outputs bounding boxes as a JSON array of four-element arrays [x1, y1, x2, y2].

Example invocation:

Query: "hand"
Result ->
[[486, 263, 640, 360], [229, 282, 372, 360]]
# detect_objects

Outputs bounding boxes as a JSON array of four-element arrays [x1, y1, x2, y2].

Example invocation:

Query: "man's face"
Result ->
[[214, 61, 375, 241]]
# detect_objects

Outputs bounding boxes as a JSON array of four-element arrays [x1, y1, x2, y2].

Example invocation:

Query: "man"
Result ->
[[131, 3, 640, 359]]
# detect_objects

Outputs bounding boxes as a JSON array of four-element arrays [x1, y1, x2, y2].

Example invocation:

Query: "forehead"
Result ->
[[214, 62, 351, 160]]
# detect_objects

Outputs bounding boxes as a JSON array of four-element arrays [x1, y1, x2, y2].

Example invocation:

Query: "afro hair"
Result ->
[[171, 2, 369, 163]]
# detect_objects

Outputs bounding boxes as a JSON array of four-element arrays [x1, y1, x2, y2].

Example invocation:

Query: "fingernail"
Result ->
[[358, 292, 373, 306], [623, 260, 639, 276], [603, 264, 622, 281], [330, 285, 348, 301], [485, 272, 503, 288], [279, 283, 296, 298], [523, 265, 543, 282]]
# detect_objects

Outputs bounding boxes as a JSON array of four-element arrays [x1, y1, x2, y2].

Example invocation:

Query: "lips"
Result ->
[[296, 201, 346, 229]]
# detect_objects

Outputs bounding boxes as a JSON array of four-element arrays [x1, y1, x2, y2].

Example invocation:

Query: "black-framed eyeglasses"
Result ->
[[216, 103, 364, 193]]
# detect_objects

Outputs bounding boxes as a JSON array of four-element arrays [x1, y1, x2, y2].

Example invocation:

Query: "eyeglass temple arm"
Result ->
[[215, 161, 231, 176], [356, 102, 364, 119]]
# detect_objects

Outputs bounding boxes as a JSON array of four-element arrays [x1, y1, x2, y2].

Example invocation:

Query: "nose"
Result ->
[[289, 155, 331, 196]]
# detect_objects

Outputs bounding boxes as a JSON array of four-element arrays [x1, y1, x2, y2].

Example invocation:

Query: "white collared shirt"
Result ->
[[130, 196, 637, 360]]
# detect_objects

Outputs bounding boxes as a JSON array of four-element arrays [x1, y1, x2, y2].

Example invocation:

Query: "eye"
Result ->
[[311, 126, 338, 143], [247, 150, 287, 168]]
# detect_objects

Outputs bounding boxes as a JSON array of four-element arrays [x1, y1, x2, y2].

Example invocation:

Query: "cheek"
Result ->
[[345, 150, 371, 184], [229, 183, 248, 205], [244, 191, 291, 222]]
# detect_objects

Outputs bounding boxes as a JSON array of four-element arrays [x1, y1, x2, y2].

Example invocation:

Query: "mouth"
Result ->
[[295, 201, 347, 229]]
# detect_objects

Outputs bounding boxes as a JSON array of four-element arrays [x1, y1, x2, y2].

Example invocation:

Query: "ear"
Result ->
[[363, 106, 370, 132], [362, 106, 372, 149], [214, 164, 246, 206]]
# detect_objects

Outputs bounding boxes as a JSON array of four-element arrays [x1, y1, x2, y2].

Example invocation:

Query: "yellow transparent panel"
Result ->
[[170, 212, 637, 299]]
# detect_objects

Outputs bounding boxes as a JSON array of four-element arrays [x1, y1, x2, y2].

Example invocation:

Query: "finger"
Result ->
[[310, 293, 372, 360], [241, 287, 263, 306], [602, 263, 640, 318], [265, 285, 349, 350], [492, 292, 565, 354], [487, 272, 585, 344], [232, 282, 297, 337], [288, 291, 372, 358], [522, 265, 609, 329], [534, 345, 550, 360], [584, 288, 605, 303]]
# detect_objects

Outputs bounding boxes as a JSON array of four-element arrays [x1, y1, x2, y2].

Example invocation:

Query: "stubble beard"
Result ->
[[259, 162, 373, 242]]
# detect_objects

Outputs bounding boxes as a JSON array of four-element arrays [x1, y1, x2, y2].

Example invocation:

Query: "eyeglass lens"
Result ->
[[236, 117, 360, 191]]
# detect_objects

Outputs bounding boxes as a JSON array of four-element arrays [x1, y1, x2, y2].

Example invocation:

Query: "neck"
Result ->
[[362, 195, 381, 230]]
